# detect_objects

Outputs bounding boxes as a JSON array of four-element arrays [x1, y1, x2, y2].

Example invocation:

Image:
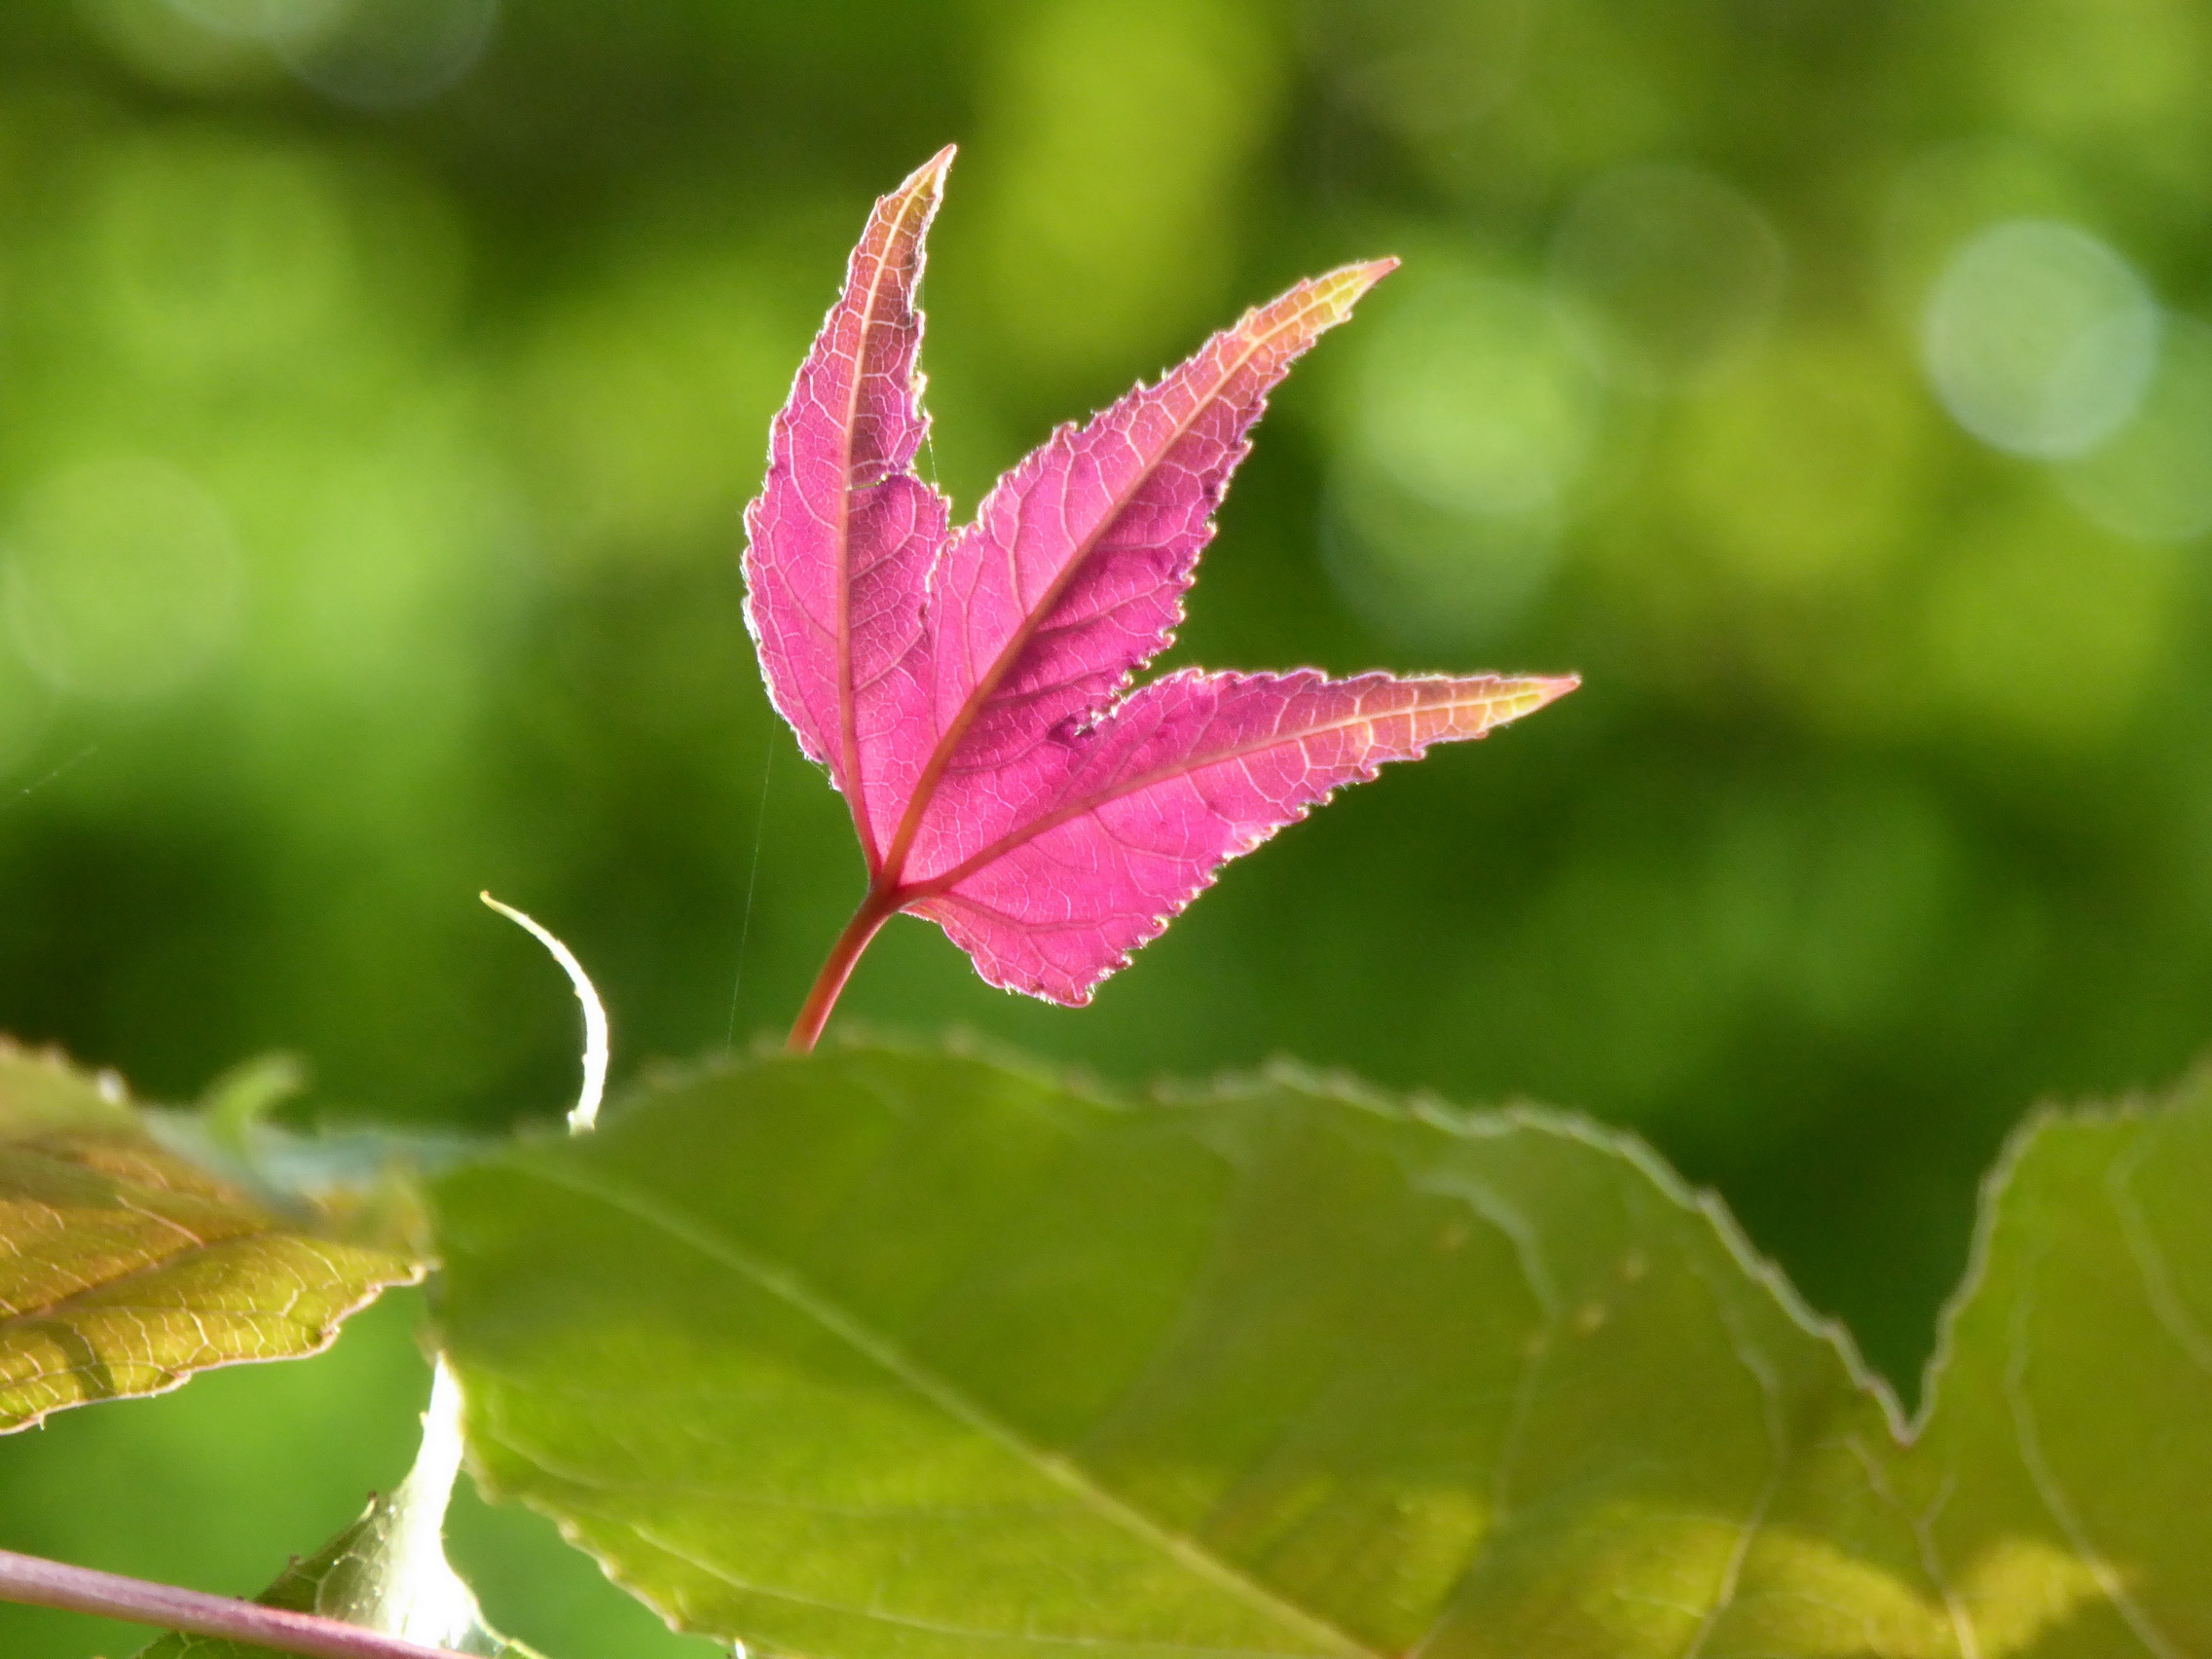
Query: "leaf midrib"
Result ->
[[913, 679, 1539, 899], [510, 1155, 1376, 1659], [0, 1170, 262, 1324], [833, 177, 938, 873]]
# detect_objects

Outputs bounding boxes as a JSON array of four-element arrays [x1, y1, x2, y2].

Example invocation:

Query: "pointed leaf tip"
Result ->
[[1329, 256, 1400, 301], [741, 149, 956, 866], [1514, 673, 1581, 719], [899, 143, 956, 202]]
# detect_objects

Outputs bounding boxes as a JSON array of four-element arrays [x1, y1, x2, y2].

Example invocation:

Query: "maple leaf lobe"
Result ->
[[742, 146, 953, 869], [911, 668, 1581, 1004]]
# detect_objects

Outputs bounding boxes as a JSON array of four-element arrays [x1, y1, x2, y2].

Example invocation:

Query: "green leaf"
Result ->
[[430, 1042, 2212, 1659], [132, 1366, 539, 1659], [0, 1039, 424, 1432]]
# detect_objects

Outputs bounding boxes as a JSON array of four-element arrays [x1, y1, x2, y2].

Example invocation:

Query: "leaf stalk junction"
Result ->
[[790, 881, 902, 1051]]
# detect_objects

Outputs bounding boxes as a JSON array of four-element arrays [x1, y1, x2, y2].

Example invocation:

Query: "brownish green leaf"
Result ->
[[430, 1042, 2212, 1659], [0, 1039, 424, 1432]]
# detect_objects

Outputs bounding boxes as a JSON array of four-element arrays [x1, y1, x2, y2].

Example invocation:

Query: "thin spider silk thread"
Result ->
[[724, 736, 776, 1057], [1, 744, 97, 814]]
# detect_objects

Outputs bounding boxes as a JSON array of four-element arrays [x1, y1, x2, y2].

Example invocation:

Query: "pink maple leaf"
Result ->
[[744, 148, 1578, 1049]]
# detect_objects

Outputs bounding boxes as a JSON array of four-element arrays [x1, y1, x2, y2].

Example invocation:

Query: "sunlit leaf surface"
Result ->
[[0, 1040, 423, 1432], [431, 1044, 2212, 1657]]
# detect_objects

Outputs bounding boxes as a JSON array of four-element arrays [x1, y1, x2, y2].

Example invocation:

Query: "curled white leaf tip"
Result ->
[[480, 890, 609, 1133]]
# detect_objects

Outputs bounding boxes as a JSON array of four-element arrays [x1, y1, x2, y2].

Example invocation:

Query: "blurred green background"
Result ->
[[5, 0, 2212, 1652]]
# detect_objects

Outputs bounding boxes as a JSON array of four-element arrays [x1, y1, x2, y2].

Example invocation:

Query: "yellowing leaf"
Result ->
[[0, 1039, 423, 1432]]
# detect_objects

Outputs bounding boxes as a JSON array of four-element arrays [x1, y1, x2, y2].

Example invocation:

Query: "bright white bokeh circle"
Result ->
[[163, 0, 498, 107], [2060, 312, 2212, 542], [1922, 218, 2159, 459]]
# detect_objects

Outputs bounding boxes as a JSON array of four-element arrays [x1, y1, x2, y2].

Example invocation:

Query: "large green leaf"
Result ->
[[431, 1043, 2212, 1658], [0, 1040, 423, 1432]]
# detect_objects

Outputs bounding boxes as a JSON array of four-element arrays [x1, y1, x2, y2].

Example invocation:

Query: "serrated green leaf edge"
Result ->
[[431, 1038, 2212, 1658]]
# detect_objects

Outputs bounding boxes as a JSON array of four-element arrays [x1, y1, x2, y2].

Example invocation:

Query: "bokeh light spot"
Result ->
[[1925, 503, 2178, 747], [1673, 334, 1930, 595], [1879, 140, 2089, 322], [1323, 466, 1560, 652], [1549, 163, 1786, 391], [243, 398, 502, 709], [513, 248, 790, 568], [273, 0, 498, 110], [164, 0, 347, 39], [163, 0, 497, 107], [978, 0, 1278, 378], [1985, 0, 2209, 145], [87, 133, 357, 377], [1921, 218, 2159, 459], [1322, 0, 1533, 139], [3, 457, 244, 702], [82, 0, 276, 91], [2057, 312, 2212, 543], [1322, 259, 1603, 648], [1354, 262, 1604, 520]]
